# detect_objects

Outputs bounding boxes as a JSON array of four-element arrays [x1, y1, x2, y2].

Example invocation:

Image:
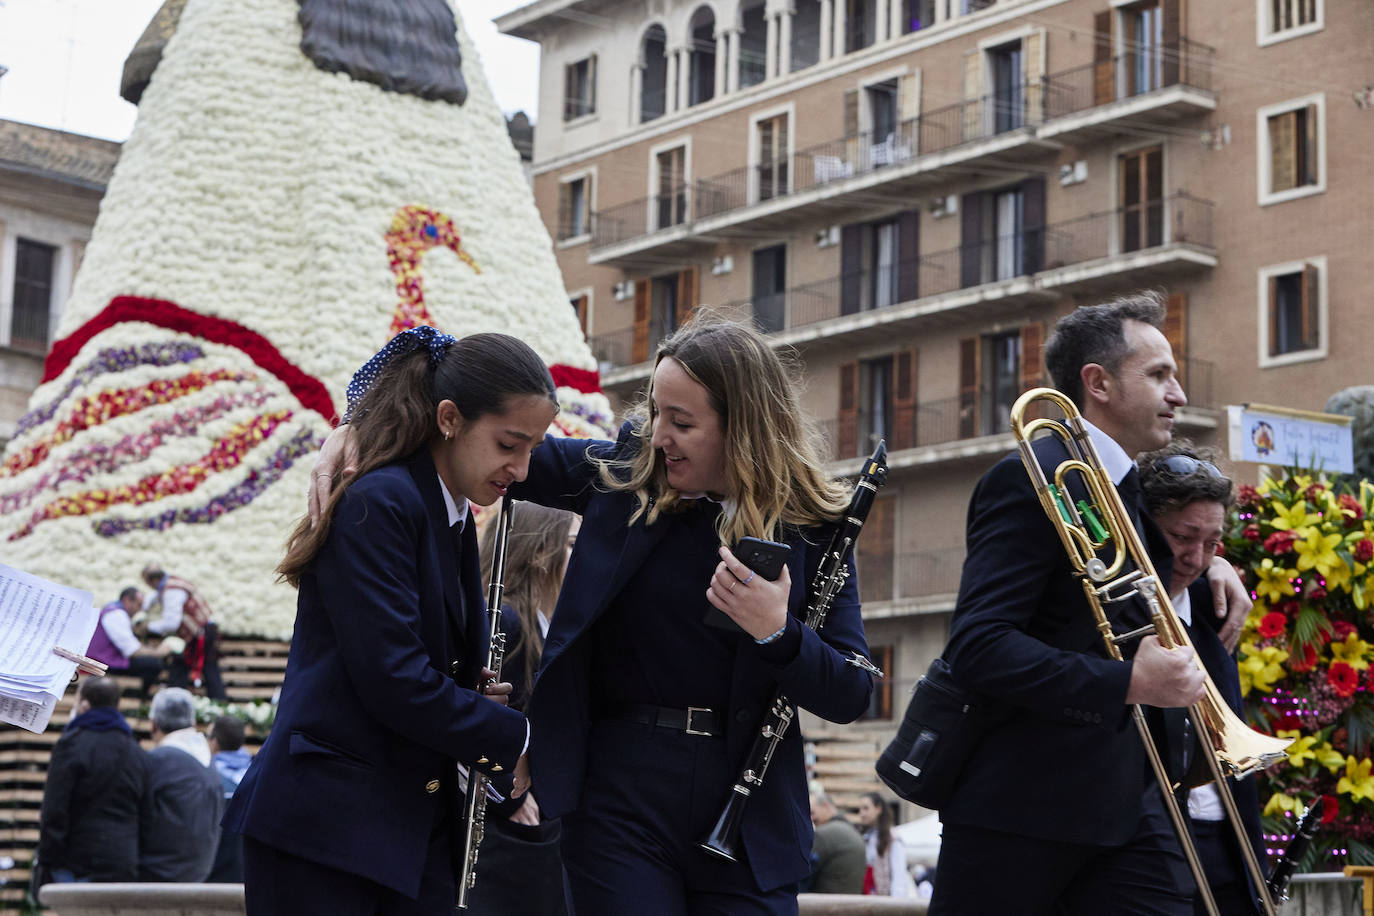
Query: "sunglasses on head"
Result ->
[[1152, 455, 1223, 480]]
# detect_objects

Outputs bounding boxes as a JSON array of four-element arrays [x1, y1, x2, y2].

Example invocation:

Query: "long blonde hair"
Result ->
[[594, 313, 849, 544]]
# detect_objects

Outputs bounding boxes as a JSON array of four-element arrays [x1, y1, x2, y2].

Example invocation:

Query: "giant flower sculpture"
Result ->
[[1228, 474, 1374, 869], [0, 0, 613, 638]]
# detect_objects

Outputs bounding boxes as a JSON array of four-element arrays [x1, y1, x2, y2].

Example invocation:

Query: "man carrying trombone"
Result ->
[[928, 292, 1252, 915]]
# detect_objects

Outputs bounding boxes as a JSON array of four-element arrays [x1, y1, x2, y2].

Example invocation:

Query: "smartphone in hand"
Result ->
[[735, 537, 791, 581]]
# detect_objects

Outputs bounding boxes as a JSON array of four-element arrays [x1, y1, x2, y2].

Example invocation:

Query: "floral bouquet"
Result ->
[[1226, 471, 1374, 870]]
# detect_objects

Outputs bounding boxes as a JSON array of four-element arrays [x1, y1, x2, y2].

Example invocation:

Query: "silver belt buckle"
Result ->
[[685, 706, 713, 736]]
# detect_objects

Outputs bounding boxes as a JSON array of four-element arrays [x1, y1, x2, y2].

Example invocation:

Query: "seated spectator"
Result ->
[[85, 587, 167, 696], [37, 677, 146, 884], [138, 688, 224, 882], [206, 716, 250, 882], [809, 791, 867, 894]]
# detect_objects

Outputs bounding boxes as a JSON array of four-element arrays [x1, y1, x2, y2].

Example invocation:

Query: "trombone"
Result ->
[[1011, 387, 1291, 916]]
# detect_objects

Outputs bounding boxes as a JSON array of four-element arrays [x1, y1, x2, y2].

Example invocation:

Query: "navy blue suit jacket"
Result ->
[[223, 450, 527, 899], [511, 424, 874, 891], [941, 436, 1175, 846]]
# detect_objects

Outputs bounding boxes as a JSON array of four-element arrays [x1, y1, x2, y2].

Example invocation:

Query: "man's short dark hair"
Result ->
[[1138, 440, 1234, 517], [209, 715, 246, 751], [79, 676, 122, 709], [1044, 291, 1168, 408], [119, 586, 139, 603]]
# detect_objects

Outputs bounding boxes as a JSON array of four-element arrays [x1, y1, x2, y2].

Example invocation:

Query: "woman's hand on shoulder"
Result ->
[[308, 424, 360, 526], [707, 545, 790, 642]]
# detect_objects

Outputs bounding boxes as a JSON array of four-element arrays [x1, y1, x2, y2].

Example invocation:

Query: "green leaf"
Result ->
[[1348, 839, 1374, 868], [1290, 605, 1334, 654], [1348, 704, 1374, 758]]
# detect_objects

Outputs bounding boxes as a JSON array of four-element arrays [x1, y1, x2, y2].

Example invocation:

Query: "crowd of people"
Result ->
[[33, 295, 1277, 914], [36, 683, 246, 887]]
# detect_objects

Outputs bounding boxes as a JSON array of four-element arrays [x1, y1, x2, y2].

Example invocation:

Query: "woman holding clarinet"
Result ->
[[313, 315, 879, 914]]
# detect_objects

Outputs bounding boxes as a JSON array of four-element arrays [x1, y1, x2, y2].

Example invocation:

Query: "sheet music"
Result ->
[[0, 564, 98, 733]]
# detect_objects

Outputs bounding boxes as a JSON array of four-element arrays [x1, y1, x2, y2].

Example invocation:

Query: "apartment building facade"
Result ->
[[0, 119, 120, 449], [499, 0, 1374, 751]]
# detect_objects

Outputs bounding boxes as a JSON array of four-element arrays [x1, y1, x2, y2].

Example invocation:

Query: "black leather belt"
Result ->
[[614, 704, 722, 737]]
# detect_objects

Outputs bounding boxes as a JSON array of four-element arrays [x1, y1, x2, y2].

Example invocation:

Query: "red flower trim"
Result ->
[[44, 297, 337, 422], [550, 364, 600, 395]]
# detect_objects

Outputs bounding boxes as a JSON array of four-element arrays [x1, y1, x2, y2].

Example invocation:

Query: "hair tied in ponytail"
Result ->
[[344, 326, 455, 422]]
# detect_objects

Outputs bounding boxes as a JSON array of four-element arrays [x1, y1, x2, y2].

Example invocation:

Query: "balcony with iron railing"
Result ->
[[589, 193, 1215, 383], [858, 547, 966, 609], [586, 41, 1215, 268], [817, 361, 1217, 469]]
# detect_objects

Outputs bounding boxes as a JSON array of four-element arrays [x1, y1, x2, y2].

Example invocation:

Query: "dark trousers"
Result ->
[[122, 655, 166, 696], [167, 622, 226, 699], [1190, 819, 1261, 915], [562, 718, 798, 916], [929, 787, 1195, 916], [242, 829, 453, 916]]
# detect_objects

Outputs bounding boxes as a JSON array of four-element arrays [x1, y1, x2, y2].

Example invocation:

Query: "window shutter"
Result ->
[[839, 361, 860, 458], [893, 349, 918, 450], [1161, 0, 1181, 85], [1269, 111, 1297, 193], [1304, 103, 1320, 186], [840, 223, 864, 314], [1302, 262, 1320, 350], [1023, 30, 1044, 124], [959, 337, 980, 439], [843, 89, 860, 137], [899, 72, 920, 137], [959, 192, 984, 289], [962, 49, 983, 140], [857, 497, 895, 604], [1164, 292, 1187, 391], [1093, 10, 1114, 105], [897, 210, 920, 303], [676, 265, 699, 327], [573, 294, 589, 335], [558, 182, 572, 239], [633, 279, 651, 363], [1267, 275, 1280, 357], [588, 54, 598, 114], [1021, 177, 1046, 274], [563, 63, 573, 120], [1019, 322, 1044, 391], [760, 118, 774, 167]]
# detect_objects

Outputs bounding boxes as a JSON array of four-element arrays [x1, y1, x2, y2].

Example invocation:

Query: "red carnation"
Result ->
[[1310, 586, 1328, 600], [1331, 620, 1357, 642], [1238, 485, 1260, 507], [1243, 523, 1262, 542], [1307, 483, 1328, 501], [1329, 662, 1359, 698], [1322, 795, 1340, 824], [1258, 612, 1288, 639], [1341, 494, 1365, 525], [1265, 530, 1298, 555], [1282, 599, 1302, 617], [1333, 727, 1349, 750], [1357, 539, 1374, 564], [1290, 643, 1319, 672]]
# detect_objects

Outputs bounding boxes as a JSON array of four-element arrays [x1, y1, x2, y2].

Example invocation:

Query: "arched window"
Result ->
[[641, 25, 668, 122], [687, 7, 717, 105], [738, 2, 767, 88]]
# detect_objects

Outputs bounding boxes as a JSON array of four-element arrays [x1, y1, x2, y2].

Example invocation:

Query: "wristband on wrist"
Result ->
[[754, 621, 788, 645]]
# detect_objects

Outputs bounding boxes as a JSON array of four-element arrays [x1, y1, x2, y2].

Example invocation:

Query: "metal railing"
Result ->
[[859, 547, 967, 605], [589, 41, 1214, 255], [1043, 38, 1215, 121]]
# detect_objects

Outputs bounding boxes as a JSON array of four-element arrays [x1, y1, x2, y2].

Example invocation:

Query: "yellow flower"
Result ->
[[1338, 756, 1374, 803], [1324, 554, 1363, 593], [1254, 559, 1298, 604], [1315, 742, 1347, 773], [1330, 633, 1373, 671], [1279, 730, 1318, 767], [1294, 527, 1344, 579], [1237, 642, 1289, 695], [1272, 500, 1321, 531], [1264, 792, 1304, 817]]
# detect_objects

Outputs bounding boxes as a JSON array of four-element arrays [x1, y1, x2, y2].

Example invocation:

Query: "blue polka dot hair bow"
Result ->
[[343, 326, 455, 423]]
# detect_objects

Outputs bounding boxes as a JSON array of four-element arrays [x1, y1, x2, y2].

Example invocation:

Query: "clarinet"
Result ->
[[700, 442, 889, 862], [1266, 797, 1323, 903], [456, 497, 514, 909]]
